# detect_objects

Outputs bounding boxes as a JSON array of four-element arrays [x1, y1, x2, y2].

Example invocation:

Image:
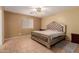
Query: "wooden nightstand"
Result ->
[[71, 33, 79, 44], [39, 29, 46, 31]]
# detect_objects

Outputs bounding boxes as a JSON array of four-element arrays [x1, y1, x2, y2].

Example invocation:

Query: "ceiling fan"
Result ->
[[30, 6, 46, 13], [36, 7, 42, 12]]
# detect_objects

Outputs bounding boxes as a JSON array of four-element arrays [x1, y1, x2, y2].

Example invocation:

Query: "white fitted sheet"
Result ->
[[33, 30, 65, 38]]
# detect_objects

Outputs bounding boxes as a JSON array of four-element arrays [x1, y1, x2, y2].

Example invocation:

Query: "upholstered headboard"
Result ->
[[47, 21, 66, 33]]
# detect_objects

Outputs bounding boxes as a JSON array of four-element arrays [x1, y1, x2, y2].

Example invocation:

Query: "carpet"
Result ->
[[53, 40, 78, 53]]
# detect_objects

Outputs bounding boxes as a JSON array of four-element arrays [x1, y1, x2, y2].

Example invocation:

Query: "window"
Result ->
[[22, 18, 33, 29]]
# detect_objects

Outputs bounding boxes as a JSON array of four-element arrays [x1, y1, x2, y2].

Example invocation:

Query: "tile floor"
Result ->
[[0, 35, 79, 53]]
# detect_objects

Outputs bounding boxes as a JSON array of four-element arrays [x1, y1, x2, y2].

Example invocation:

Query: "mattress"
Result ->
[[33, 30, 65, 38]]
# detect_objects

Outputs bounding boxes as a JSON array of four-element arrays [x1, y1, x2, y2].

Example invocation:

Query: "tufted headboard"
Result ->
[[47, 21, 66, 33]]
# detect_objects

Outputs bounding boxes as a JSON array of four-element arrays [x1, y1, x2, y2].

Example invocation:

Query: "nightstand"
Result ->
[[39, 29, 46, 31], [71, 33, 79, 44]]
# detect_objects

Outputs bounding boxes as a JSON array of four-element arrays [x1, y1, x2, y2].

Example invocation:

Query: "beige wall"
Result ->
[[41, 8, 79, 41], [4, 11, 41, 38]]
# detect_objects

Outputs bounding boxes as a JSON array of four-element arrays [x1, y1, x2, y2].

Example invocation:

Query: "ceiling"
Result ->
[[4, 6, 77, 18]]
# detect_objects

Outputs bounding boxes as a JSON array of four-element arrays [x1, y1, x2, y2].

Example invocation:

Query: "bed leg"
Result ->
[[47, 45, 51, 48]]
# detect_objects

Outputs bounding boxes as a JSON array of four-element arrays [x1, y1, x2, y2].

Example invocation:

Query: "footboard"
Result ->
[[31, 32, 52, 48]]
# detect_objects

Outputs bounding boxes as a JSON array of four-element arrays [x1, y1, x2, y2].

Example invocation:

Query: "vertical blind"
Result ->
[[22, 18, 33, 28]]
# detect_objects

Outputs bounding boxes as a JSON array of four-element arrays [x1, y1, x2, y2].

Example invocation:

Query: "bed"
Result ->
[[31, 21, 66, 48]]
